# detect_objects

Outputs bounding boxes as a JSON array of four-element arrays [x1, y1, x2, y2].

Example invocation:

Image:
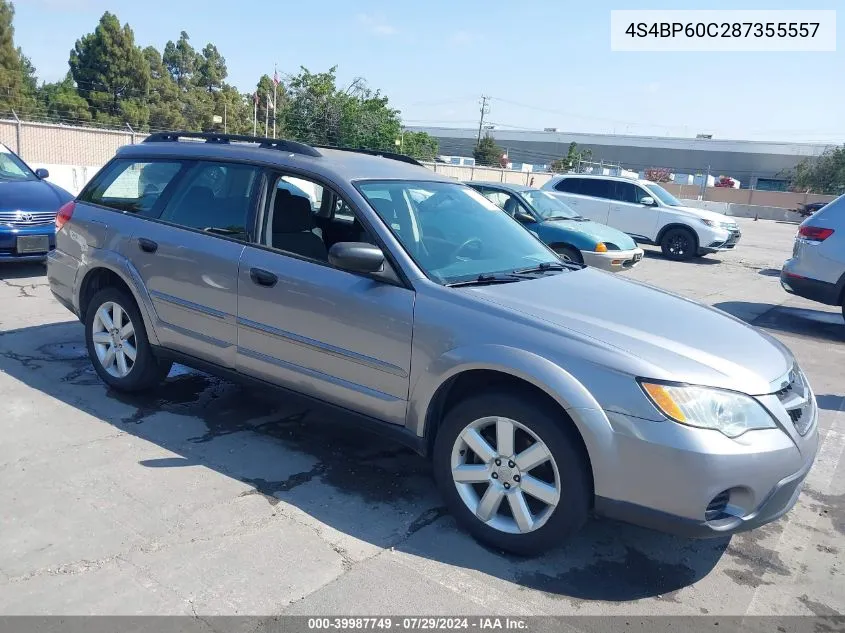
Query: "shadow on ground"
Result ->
[[758, 268, 781, 277], [642, 249, 720, 265], [0, 320, 732, 602], [714, 301, 845, 342], [816, 395, 845, 413], [0, 262, 46, 281]]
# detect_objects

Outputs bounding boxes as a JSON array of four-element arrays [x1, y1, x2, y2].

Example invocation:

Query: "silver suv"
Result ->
[[781, 194, 845, 320], [47, 132, 818, 554]]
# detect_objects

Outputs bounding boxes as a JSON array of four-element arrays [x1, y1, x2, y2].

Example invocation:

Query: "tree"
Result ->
[[281, 66, 401, 149], [195, 43, 226, 93], [143, 46, 183, 130], [473, 133, 504, 167], [38, 72, 92, 124], [401, 130, 438, 161], [790, 145, 845, 195], [550, 142, 585, 173], [0, 0, 38, 117], [163, 31, 196, 90], [69, 12, 150, 127], [645, 167, 672, 183]]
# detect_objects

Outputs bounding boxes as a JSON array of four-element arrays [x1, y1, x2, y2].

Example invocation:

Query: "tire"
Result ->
[[660, 227, 697, 261], [433, 391, 591, 555], [84, 287, 171, 392], [554, 245, 583, 264]]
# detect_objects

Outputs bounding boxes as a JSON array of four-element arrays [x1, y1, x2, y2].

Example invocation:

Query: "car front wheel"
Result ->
[[85, 287, 171, 392], [433, 392, 591, 555], [660, 227, 697, 261]]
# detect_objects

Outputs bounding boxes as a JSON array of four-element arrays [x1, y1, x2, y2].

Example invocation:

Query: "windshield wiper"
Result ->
[[512, 262, 569, 275], [445, 273, 522, 287]]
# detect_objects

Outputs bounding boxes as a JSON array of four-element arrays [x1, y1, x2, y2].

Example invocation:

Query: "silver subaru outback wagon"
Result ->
[[47, 132, 818, 555]]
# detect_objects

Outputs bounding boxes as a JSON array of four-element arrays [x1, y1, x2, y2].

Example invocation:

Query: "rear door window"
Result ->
[[81, 159, 184, 215], [579, 179, 613, 200], [158, 161, 262, 241]]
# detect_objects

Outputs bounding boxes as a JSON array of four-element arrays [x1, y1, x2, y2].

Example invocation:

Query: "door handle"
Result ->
[[249, 267, 278, 287], [138, 238, 158, 253]]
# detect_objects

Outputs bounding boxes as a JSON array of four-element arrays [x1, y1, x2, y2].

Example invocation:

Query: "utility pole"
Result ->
[[475, 95, 490, 147], [253, 92, 258, 136]]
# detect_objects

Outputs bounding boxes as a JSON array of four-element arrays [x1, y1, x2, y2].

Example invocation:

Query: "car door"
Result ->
[[553, 178, 611, 223], [236, 171, 414, 426], [607, 181, 660, 242], [128, 160, 262, 368]]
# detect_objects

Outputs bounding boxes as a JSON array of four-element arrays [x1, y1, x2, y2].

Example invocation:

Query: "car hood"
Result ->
[[0, 179, 72, 213], [542, 218, 637, 249], [666, 205, 737, 225], [469, 269, 789, 395]]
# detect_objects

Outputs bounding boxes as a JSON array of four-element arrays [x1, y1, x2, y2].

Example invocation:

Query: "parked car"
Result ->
[[0, 143, 73, 263], [542, 174, 742, 261], [781, 193, 845, 319], [794, 201, 828, 218], [48, 132, 818, 555], [466, 181, 643, 271]]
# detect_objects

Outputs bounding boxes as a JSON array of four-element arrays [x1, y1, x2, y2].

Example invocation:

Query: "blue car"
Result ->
[[0, 144, 73, 263], [467, 181, 644, 272]]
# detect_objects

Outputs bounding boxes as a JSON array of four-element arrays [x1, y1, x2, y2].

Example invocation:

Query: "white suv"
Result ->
[[542, 174, 741, 261]]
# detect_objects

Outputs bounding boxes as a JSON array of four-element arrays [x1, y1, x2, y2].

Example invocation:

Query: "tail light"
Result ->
[[798, 225, 834, 241], [55, 201, 75, 231]]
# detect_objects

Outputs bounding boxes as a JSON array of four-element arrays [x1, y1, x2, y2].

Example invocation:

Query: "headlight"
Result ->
[[639, 381, 777, 438], [720, 221, 737, 230]]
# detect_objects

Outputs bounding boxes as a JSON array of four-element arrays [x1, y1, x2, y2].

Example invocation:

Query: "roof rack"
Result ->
[[315, 145, 423, 167], [143, 131, 322, 158]]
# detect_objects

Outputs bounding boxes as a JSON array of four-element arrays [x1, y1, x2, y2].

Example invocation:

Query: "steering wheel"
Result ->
[[452, 237, 483, 259]]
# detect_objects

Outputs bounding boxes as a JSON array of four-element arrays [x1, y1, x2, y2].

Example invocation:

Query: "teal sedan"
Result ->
[[467, 182, 644, 272]]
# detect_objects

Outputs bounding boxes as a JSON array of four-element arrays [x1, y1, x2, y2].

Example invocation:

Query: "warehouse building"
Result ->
[[408, 126, 836, 190]]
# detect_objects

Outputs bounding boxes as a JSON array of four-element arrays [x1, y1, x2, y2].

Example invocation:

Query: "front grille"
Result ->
[[0, 210, 57, 226], [775, 366, 813, 436], [705, 490, 731, 521]]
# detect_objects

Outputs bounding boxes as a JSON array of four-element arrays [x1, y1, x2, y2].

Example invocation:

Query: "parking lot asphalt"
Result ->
[[0, 216, 843, 617]]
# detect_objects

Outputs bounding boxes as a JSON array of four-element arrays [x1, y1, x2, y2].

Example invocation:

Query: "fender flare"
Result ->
[[407, 344, 615, 474], [74, 248, 161, 346]]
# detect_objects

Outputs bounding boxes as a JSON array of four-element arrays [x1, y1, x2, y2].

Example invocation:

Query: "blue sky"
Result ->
[[11, 0, 844, 142]]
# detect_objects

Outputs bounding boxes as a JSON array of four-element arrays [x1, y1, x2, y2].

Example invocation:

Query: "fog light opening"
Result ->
[[705, 489, 732, 522]]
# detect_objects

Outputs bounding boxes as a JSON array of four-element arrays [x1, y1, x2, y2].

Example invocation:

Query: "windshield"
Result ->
[[358, 181, 559, 285], [520, 190, 579, 219], [0, 145, 37, 181], [644, 182, 683, 207]]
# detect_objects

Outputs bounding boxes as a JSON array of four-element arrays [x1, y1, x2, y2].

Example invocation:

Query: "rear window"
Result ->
[[81, 159, 184, 215]]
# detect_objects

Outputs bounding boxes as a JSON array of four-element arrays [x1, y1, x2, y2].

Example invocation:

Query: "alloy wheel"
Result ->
[[450, 416, 561, 534], [91, 301, 137, 378]]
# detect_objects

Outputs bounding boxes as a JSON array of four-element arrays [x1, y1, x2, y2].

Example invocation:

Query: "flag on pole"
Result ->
[[273, 70, 280, 87], [253, 92, 258, 105], [267, 93, 274, 110]]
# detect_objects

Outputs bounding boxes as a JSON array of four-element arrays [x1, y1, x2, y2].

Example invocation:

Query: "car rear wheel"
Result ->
[[433, 392, 590, 555], [661, 227, 697, 261], [554, 245, 583, 264], [85, 287, 171, 392]]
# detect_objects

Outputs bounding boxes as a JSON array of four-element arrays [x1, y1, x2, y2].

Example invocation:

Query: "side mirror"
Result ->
[[35, 168, 49, 179], [328, 242, 385, 274], [515, 211, 535, 224], [640, 196, 655, 206]]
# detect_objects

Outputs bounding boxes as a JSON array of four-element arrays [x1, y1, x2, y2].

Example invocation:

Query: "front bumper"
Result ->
[[588, 384, 818, 538], [582, 247, 644, 272], [699, 226, 742, 254], [0, 224, 55, 262]]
